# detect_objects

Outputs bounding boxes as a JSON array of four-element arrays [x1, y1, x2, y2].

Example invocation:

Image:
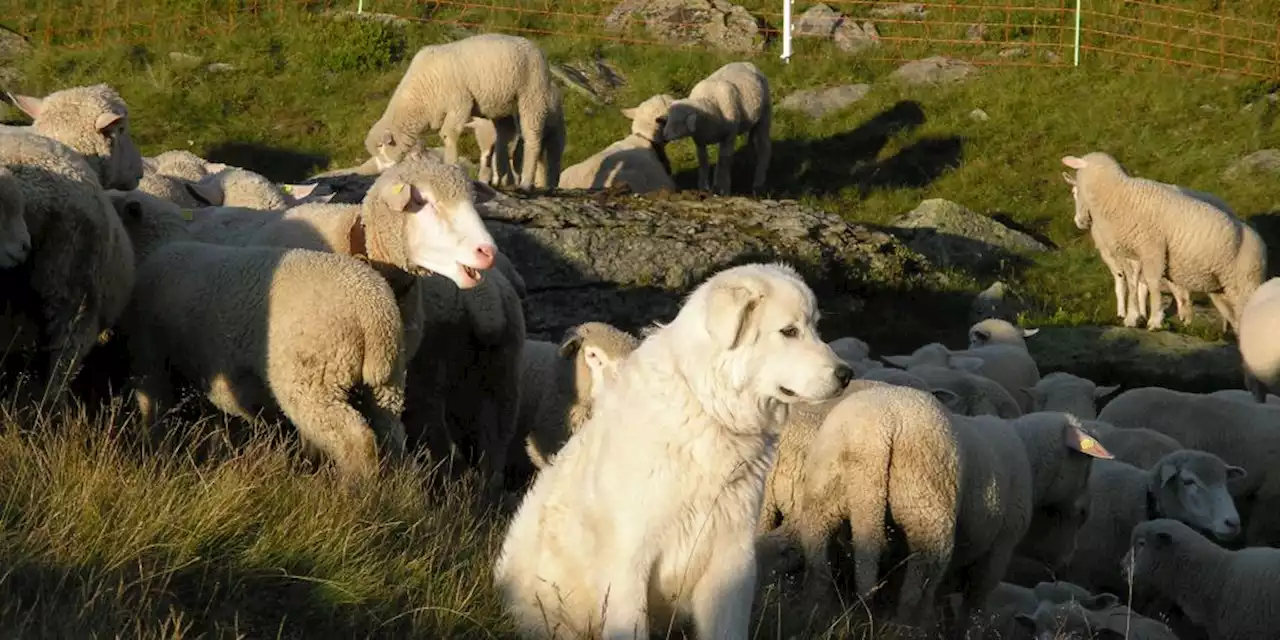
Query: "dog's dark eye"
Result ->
[[780, 326, 799, 338]]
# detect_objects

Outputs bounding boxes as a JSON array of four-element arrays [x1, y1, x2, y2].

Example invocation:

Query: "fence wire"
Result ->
[[3, 0, 1278, 78]]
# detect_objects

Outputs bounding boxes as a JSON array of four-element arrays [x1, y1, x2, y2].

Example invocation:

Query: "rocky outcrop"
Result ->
[[889, 198, 1050, 272], [1028, 326, 1242, 393], [603, 0, 763, 53]]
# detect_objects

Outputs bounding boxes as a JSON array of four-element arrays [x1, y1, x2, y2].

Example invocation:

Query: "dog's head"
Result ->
[[684, 262, 853, 407]]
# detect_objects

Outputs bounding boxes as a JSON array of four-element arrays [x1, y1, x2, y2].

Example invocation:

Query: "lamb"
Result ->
[[364, 33, 560, 192], [884, 338, 1041, 413], [967, 318, 1039, 349], [1023, 372, 1119, 419], [142, 149, 226, 181], [1097, 387, 1280, 546], [662, 61, 772, 195], [465, 84, 566, 189], [136, 171, 211, 209], [1238, 277, 1280, 403], [557, 94, 679, 194], [894, 362, 1023, 418], [108, 188, 409, 481], [787, 383, 1109, 631], [184, 166, 325, 210], [1014, 599, 1179, 640], [1082, 419, 1183, 470], [0, 166, 31, 268], [1061, 152, 1266, 332], [512, 322, 640, 481], [1054, 450, 1244, 599], [1123, 518, 1280, 640], [0, 123, 138, 402], [828, 335, 886, 375]]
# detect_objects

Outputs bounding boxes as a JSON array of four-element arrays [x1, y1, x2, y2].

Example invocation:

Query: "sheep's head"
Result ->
[[1150, 449, 1245, 542], [149, 150, 220, 182], [365, 156, 497, 290], [365, 121, 416, 171], [968, 318, 1038, 349], [11, 84, 144, 191], [622, 94, 676, 143], [660, 100, 702, 142], [0, 168, 31, 269], [107, 189, 193, 261], [558, 321, 640, 407], [1022, 372, 1118, 419], [1060, 170, 1092, 230]]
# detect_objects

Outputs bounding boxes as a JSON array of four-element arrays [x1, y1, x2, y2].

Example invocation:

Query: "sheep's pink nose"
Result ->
[[474, 244, 496, 269]]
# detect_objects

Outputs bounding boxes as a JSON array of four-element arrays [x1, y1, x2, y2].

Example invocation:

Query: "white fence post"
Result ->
[[1073, 0, 1082, 66], [781, 0, 793, 64], [358, 0, 365, 14]]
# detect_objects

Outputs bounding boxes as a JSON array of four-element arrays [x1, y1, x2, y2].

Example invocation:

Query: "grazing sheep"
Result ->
[[1055, 450, 1244, 599], [557, 94, 678, 194], [1014, 599, 1179, 640], [0, 128, 136, 402], [110, 188, 409, 481], [885, 338, 1041, 413], [1061, 152, 1266, 332], [899, 362, 1023, 418], [1238, 277, 1280, 403], [8, 84, 144, 191], [0, 166, 31, 268], [1098, 387, 1280, 546], [1024, 372, 1119, 419], [662, 61, 772, 195], [1123, 518, 1280, 640], [513, 322, 640, 480], [365, 33, 559, 192], [1083, 419, 1183, 470]]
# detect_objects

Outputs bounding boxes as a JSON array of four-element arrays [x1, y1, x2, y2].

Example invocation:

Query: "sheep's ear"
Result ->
[[472, 180, 499, 204], [1153, 530, 1174, 547], [383, 181, 414, 212], [582, 345, 615, 390], [1012, 614, 1036, 631], [95, 112, 122, 133], [1060, 171, 1076, 185], [970, 328, 991, 345], [620, 107, 637, 119], [1082, 593, 1121, 610], [882, 355, 914, 369], [184, 181, 222, 206], [1061, 155, 1087, 169], [281, 183, 318, 200], [1226, 465, 1247, 481], [684, 112, 697, 132], [205, 162, 229, 175], [9, 93, 42, 119], [948, 356, 986, 372], [932, 388, 961, 409], [1064, 423, 1115, 459], [704, 284, 760, 350], [557, 330, 584, 358], [1095, 384, 1120, 399], [1022, 327, 1040, 338], [1159, 463, 1180, 486], [1022, 386, 1045, 408]]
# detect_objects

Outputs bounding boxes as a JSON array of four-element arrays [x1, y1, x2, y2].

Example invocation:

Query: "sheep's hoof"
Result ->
[[1122, 314, 1141, 328], [1146, 318, 1166, 331]]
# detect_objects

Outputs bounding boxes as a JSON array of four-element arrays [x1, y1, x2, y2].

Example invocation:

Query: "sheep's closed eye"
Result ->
[[780, 326, 798, 338]]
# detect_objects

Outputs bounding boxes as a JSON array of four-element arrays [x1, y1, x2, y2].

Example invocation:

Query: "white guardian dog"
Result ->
[[493, 262, 854, 639]]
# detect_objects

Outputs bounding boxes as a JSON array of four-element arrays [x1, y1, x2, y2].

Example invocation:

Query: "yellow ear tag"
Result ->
[[392, 184, 405, 194], [180, 209, 194, 221], [1080, 437, 1097, 450], [281, 184, 293, 194]]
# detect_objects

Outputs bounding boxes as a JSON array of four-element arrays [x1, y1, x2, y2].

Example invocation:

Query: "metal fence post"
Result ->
[[1073, 0, 1082, 66], [781, 0, 793, 64]]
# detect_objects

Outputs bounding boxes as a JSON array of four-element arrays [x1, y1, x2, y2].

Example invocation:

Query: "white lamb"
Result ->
[[364, 33, 560, 192], [1238, 277, 1280, 403], [465, 84, 566, 189], [885, 338, 1040, 413], [1123, 518, 1280, 640], [110, 189, 410, 481], [557, 94, 678, 194], [184, 166, 324, 210], [899, 362, 1023, 418], [662, 61, 772, 195], [1061, 152, 1266, 332], [1023, 372, 1119, 419]]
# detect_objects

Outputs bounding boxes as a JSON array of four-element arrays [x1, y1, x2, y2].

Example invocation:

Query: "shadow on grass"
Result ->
[[203, 141, 330, 183]]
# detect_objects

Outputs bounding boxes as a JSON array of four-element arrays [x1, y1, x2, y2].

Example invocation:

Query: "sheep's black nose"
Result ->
[[834, 363, 854, 387]]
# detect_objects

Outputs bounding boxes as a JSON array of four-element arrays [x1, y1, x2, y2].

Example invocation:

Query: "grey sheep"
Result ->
[[899, 362, 1023, 418], [662, 61, 772, 195], [364, 33, 560, 192], [1062, 152, 1266, 332], [1083, 419, 1183, 470], [0, 166, 30, 268], [109, 188, 409, 481], [885, 337, 1041, 413], [1123, 518, 1280, 640], [1014, 599, 1179, 640], [1024, 371, 1119, 419], [979, 581, 1117, 639]]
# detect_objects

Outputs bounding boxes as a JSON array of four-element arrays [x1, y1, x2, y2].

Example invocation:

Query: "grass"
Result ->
[[0, 0, 1277, 636]]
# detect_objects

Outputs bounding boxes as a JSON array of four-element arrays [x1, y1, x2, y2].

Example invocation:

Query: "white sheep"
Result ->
[[662, 61, 772, 195], [557, 94, 678, 194], [827, 335, 887, 376], [512, 322, 639, 481], [900, 362, 1023, 418], [1061, 152, 1266, 332], [1023, 371, 1119, 419], [1123, 518, 1280, 640], [1097, 386, 1280, 546], [1238, 277, 1280, 403], [142, 149, 227, 181], [184, 166, 324, 210], [0, 92, 140, 402], [1055, 450, 1244, 599], [967, 318, 1040, 349], [0, 166, 31, 268], [885, 335, 1041, 413], [465, 85, 566, 189], [109, 188, 409, 481], [364, 33, 560, 192]]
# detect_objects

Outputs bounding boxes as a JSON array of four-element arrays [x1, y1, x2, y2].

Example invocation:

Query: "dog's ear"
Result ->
[[705, 283, 760, 350]]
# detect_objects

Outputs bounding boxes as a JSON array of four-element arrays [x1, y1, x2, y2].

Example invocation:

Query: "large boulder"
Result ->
[[889, 198, 1050, 273], [0, 25, 30, 89], [1027, 326, 1242, 393], [603, 0, 763, 53]]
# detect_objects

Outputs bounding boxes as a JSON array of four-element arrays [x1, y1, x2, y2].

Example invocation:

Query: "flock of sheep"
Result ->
[[2, 28, 1280, 640]]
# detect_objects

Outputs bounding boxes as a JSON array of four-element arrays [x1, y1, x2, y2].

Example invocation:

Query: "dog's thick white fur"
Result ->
[[493, 262, 854, 639]]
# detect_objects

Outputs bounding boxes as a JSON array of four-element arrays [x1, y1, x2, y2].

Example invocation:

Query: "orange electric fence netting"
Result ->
[[2, 0, 1278, 78]]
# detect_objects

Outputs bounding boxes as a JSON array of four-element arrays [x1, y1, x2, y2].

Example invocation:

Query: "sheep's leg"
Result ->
[[1170, 281, 1194, 325], [713, 138, 735, 195], [515, 102, 548, 192], [1140, 249, 1168, 330], [1208, 291, 1236, 335], [129, 339, 174, 429], [689, 530, 755, 640], [1124, 259, 1145, 327], [439, 111, 469, 168], [749, 114, 772, 195], [956, 540, 1018, 639], [493, 117, 520, 188], [1096, 246, 1128, 319], [540, 125, 563, 191], [365, 381, 408, 465], [796, 512, 837, 604], [695, 143, 712, 191], [273, 380, 379, 482], [888, 477, 956, 625]]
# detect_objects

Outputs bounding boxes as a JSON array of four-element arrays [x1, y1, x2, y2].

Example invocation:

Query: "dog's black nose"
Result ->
[[834, 363, 854, 387]]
